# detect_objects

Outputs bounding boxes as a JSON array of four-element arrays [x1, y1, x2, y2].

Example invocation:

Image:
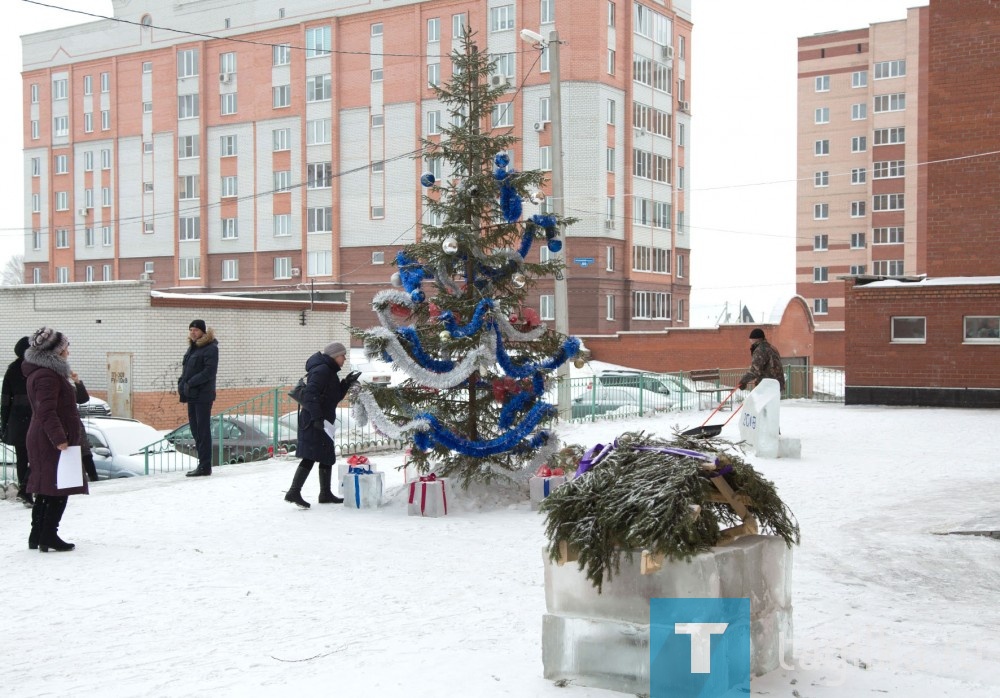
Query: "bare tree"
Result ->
[[1, 255, 24, 286]]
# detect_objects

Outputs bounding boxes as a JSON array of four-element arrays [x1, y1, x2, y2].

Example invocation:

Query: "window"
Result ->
[[874, 127, 905, 145], [851, 167, 867, 184], [221, 218, 238, 239], [31, 120, 39, 140], [608, 49, 616, 75], [102, 187, 112, 207], [427, 110, 441, 135], [891, 316, 925, 343], [453, 13, 468, 39], [606, 198, 616, 230], [540, 295, 554, 321], [541, 0, 555, 23], [178, 49, 199, 78], [178, 94, 199, 119], [851, 200, 866, 217], [428, 63, 440, 87], [56, 229, 69, 248], [84, 113, 93, 133], [306, 26, 331, 57], [179, 257, 200, 280], [489, 5, 515, 32], [873, 193, 905, 211], [31, 83, 39, 102], [849, 264, 866, 275], [425, 156, 442, 181], [55, 192, 69, 210], [222, 259, 239, 281], [307, 162, 332, 189], [221, 93, 238, 115], [273, 85, 291, 108], [82, 152, 93, 171], [608, 1, 616, 27], [31, 157, 40, 177], [143, 61, 153, 74], [307, 207, 332, 233], [633, 245, 651, 271], [964, 316, 1000, 342], [371, 69, 384, 82], [606, 244, 615, 271], [102, 226, 113, 246], [428, 18, 440, 42], [101, 110, 111, 130], [677, 254, 685, 278], [813, 299, 828, 315], [813, 203, 829, 220], [851, 70, 867, 88], [53, 78, 67, 100], [814, 171, 829, 187], [306, 118, 331, 145], [539, 146, 552, 172], [273, 128, 291, 151], [178, 135, 199, 158], [85, 189, 94, 208], [143, 141, 153, 154], [221, 176, 238, 198], [220, 135, 237, 157], [632, 291, 671, 320], [371, 159, 384, 173], [851, 232, 866, 249], [850, 136, 867, 153], [370, 23, 383, 37], [178, 175, 199, 200], [274, 257, 292, 279], [813, 266, 828, 283], [813, 234, 828, 251], [873, 260, 905, 276], [606, 294, 615, 321], [273, 44, 291, 66], [652, 248, 670, 274], [371, 206, 385, 219], [54, 155, 68, 174], [605, 147, 614, 173], [32, 194, 41, 213], [874, 59, 906, 79], [814, 107, 829, 124], [54, 116, 69, 137], [307, 74, 331, 102], [874, 160, 905, 179], [369, 251, 385, 266], [143, 101, 153, 114], [308, 251, 332, 276], [56, 267, 70, 284], [102, 149, 112, 169], [371, 114, 384, 129], [815, 75, 830, 92], [874, 93, 906, 113], [32, 231, 42, 250], [851, 103, 867, 120], [541, 46, 550, 73], [678, 122, 686, 146], [179, 217, 200, 241], [144, 221, 154, 234], [491, 103, 513, 128], [493, 52, 515, 79], [101, 72, 109, 93], [85, 266, 94, 282], [606, 98, 614, 125], [144, 262, 154, 274], [273, 214, 291, 237], [220, 52, 236, 75], [873, 227, 904, 244], [814, 139, 829, 156]]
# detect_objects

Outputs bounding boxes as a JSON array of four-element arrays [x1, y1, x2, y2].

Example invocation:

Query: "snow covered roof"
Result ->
[[859, 276, 1000, 289]]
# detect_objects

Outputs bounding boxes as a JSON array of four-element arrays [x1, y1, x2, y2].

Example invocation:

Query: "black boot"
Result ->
[[317, 465, 343, 504], [28, 495, 46, 550], [186, 465, 212, 477], [39, 496, 75, 553], [284, 462, 313, 509], [16, 487, 34, 507]]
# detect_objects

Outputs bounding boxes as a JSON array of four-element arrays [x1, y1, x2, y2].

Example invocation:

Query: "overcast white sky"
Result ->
[[3, 0, 921, 325]]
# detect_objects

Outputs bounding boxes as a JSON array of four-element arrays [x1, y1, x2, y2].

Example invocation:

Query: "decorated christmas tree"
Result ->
[[351, 34, 580, 486]]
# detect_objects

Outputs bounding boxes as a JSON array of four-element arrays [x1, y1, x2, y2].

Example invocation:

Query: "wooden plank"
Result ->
[[640, 549, 665, 575], [556, 540, 579, 566]]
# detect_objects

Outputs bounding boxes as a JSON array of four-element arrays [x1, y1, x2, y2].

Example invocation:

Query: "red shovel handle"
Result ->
[[698, 386, 740, 427]]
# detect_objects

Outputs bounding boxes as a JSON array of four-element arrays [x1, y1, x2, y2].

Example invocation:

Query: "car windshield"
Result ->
[[243, 416, 296, 440], [104, 424, 170, 455]]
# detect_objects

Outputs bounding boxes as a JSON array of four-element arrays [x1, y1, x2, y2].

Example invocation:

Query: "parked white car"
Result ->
[[83, 416, 198, 478]]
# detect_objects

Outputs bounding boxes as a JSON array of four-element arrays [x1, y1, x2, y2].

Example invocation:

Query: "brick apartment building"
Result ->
[[21, 0, 694, 337]]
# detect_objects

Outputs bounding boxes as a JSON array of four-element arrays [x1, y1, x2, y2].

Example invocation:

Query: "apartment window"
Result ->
[[813, 266, 828, 283], [273, 214, 291, 237], [606, 294, 615, 321], [813, 299, 828, 315], [815, 75, 830, 92], [849, 264, 866, 275], [964, 316, 1000, 342], [32, 231, 42, 250], [489, 5, 515, 32], [33, 268, 41, 284], [101, 72, 110, 93], [851, 103, 867, 120], [608, 1, 616, 27], [606, 198, 616, 230], [814, 139, 829, 156], [540, 295, 554, 321], [891, 316, 925, 343], [101, 149, 112, 169], [652, 248, 670, 274], [220, 52, 236, 75], [220, 135, 237, 157], [425, 156, 442, 181], [678, 122, 686, 146], [222, 259, 239, 281], [874, 59, 906, 79], [873, 193, 904, 211], [814, 171, 829, 187], [273, 128, 291, 151], [54, 116, 69, 138], [677, 165, 684, 189], [52, 79, 67, 100], [427, 18, 440, 42], [371, 69, 384, 82], [307, 162, 332, 189], [541, 0, 555, 23], [221, 93, 238, 116], [55, 192, 69, 210], [605, 147, 614, 173], [368, 251, 384, 266], [850, 232, 866, 249], [221, 176, 238, 198], [494, 52, 515, 79], [371, 206, 385, 219], [178, 135, 199, 158], [85, 266, 94, 282], [370, 22, 383, 37], [873, 226, 904, 244], [605, 98, 615, 126], [179, 217, 200, 241], [178, 175, 199, 200], [813, 234, 828, 251], [54, 155, 68, 174], [85, 189, 94, 208], [850, 201, 866, 217], [274, 257, 292, 279], [607, 49, 616, 75], [305, 26, 331, 57], [178, 49, 199, 78], [851, 136, 867, 153], [812, 202, 830, 220], [633, 245, 652, 271], [851, 167, 867, 184], [428, 63, 440, 87], [427, 110, 441, 135], [539, 146, 552, 172], [143, 102, 153, 114], [102, 226, 113, 246], [371, 159, 384, 173], [31, 83, 39, 103], [541, 46, 550, 73], [99, 110, 110, 130], [306, 118, 331, 145], [31, 157, 40, 177], [56, 229, 69, 248], [632, 291, 671, 320], [144, 262, 154, 275], [56, 267, 70, 284], [307, 74, 332, 102], [814, 107, 829, 124], [143, 221, 154, 234], [179, 257, 201, 280], [32, 194, 41, 213], [178, 94, 199, 119], [453, 13, 468, 39], [851, 70, 867, 88], [677, 254, 685, 278], [142, 61, 152, 74], [491, 103, 513, 128], [31, 121, 39, 140], [273, 85, 291, 108], [84, 113, 93, 133], [539, 246, 553, 264], [873, 260, 905, 276], [307, 207, 332, 233], [874, 160, 905, 179], [606, 244, 615, 271], [308, 251, 332, 276], [874, 93, 906, 113], [874, 127, 905, 145], [143, 141, 153, 154], [102, 187, 112, 207], [273, 44, 291, 66], [221, 218, 238, 240]]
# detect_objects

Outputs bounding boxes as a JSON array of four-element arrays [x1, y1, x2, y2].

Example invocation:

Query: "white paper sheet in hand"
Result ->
[[57, 445, 84, 489]]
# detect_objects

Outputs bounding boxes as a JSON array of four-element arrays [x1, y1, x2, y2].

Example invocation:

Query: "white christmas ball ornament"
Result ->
[[512, 272, 526, 288], [442, 237, 459, 254], [530, 190, 546, 205], [439, 330, 452, 342], [390, 272, 402, 287]]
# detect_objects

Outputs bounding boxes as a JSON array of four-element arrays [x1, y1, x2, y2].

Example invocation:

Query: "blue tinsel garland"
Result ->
[[518, 228, 536, 258], [412, 401, 557, 457], [499, 391, 537, 430], [396, 326, 456, 372], [500, 182, 522, 222], [494, 327, 581, 378], [438, 299, 493, 338]]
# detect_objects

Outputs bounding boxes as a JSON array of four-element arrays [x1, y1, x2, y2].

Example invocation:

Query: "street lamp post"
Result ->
[[521, 28, 571, 420]]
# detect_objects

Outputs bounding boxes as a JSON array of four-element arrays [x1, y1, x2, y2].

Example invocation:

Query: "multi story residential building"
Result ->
[[796, 7, 928, 330], [21, 0, 692, 335]]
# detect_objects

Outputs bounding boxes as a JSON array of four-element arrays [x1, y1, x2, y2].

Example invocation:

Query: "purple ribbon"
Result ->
[[574, 441, 731, 477], [574, 442, 614, 478]]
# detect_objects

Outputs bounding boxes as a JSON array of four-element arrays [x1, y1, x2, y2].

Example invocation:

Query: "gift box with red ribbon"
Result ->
[[529, 467, 567, 510], [342, 465, 384, 509], [338, 455, 379, 495], [407, 474, 448, 517]]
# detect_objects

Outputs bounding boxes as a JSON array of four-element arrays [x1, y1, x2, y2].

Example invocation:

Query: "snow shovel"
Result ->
[[682, 386, 742, 437]]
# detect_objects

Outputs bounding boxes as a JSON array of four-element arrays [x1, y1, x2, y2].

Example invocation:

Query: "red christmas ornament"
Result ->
[[522, 308, 541, 327], [537, 466, 552, 477], [551, 467, 564, 476], [390, 303, 412, 319], [428, 302, 441, 319]]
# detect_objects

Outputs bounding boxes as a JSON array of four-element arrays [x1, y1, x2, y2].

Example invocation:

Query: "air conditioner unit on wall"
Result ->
[[291, 267, 301, 277], [662, 44, 674, 60], [678, 100, 690, 113], [77, 208, 88, 217], [219, 73, 232, 84], [604, 220, 615, 230], [533, 121, 545, 132], [489, 74, 509, 88]]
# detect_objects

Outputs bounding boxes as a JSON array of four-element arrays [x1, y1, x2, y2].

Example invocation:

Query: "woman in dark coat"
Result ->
[[23, 327, 88, 552], [284, 342, 359, 509], [1, 336, 33, 505]]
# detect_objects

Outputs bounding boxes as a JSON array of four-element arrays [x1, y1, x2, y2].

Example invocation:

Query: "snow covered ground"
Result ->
[[3, 401, 999, 697]]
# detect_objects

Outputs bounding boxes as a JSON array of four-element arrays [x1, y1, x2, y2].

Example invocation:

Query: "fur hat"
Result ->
[[189, 319, 207, 332], [323, 342, 347, 358], [749, 328, 766, 340], [30, 327, 69, 354], [14, 336, 30, 359]]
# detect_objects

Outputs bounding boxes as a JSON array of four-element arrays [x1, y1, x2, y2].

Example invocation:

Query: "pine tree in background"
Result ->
[[351, 33, 580, 486]]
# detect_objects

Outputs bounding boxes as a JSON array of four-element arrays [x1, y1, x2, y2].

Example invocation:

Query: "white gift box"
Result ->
[[338, 459, 379, 494], [341, 471, 384, 509], [407, 477, 448, 517], [530, 475, 567, 510]]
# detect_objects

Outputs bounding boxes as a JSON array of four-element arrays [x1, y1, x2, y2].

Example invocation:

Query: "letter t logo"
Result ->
[[674, 623, 729, 673]]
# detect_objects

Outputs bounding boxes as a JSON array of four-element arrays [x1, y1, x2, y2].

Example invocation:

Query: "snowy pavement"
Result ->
[[2, 401, 999, 697]]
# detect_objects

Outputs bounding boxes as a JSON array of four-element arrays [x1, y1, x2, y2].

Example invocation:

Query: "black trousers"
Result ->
[[187, 401, 214, 468], [14, 441, 29, 490]]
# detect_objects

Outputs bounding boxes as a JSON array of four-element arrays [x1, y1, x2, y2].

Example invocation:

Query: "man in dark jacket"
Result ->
[[739, 328, 786, 393], [2, 337, 33, 505], [178, 320, 219, 477]]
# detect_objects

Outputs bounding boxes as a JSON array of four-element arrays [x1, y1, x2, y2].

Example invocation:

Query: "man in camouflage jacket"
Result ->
[[739, 328, 786, 393]]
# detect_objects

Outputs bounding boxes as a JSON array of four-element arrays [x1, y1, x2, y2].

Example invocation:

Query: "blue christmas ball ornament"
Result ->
[[410, 289, 425, 303], [493, 167, 507, 181], [473, 277, 489, 289], [420, 172, 436, 187], [547, 239, 562, 253], [494, 152, 510, 168]]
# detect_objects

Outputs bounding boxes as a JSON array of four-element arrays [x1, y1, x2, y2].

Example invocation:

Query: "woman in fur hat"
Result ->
[[23, 327, 88, 552]]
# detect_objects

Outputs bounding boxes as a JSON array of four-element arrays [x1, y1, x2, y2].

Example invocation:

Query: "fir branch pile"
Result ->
[[540, 431, 800, 592]]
